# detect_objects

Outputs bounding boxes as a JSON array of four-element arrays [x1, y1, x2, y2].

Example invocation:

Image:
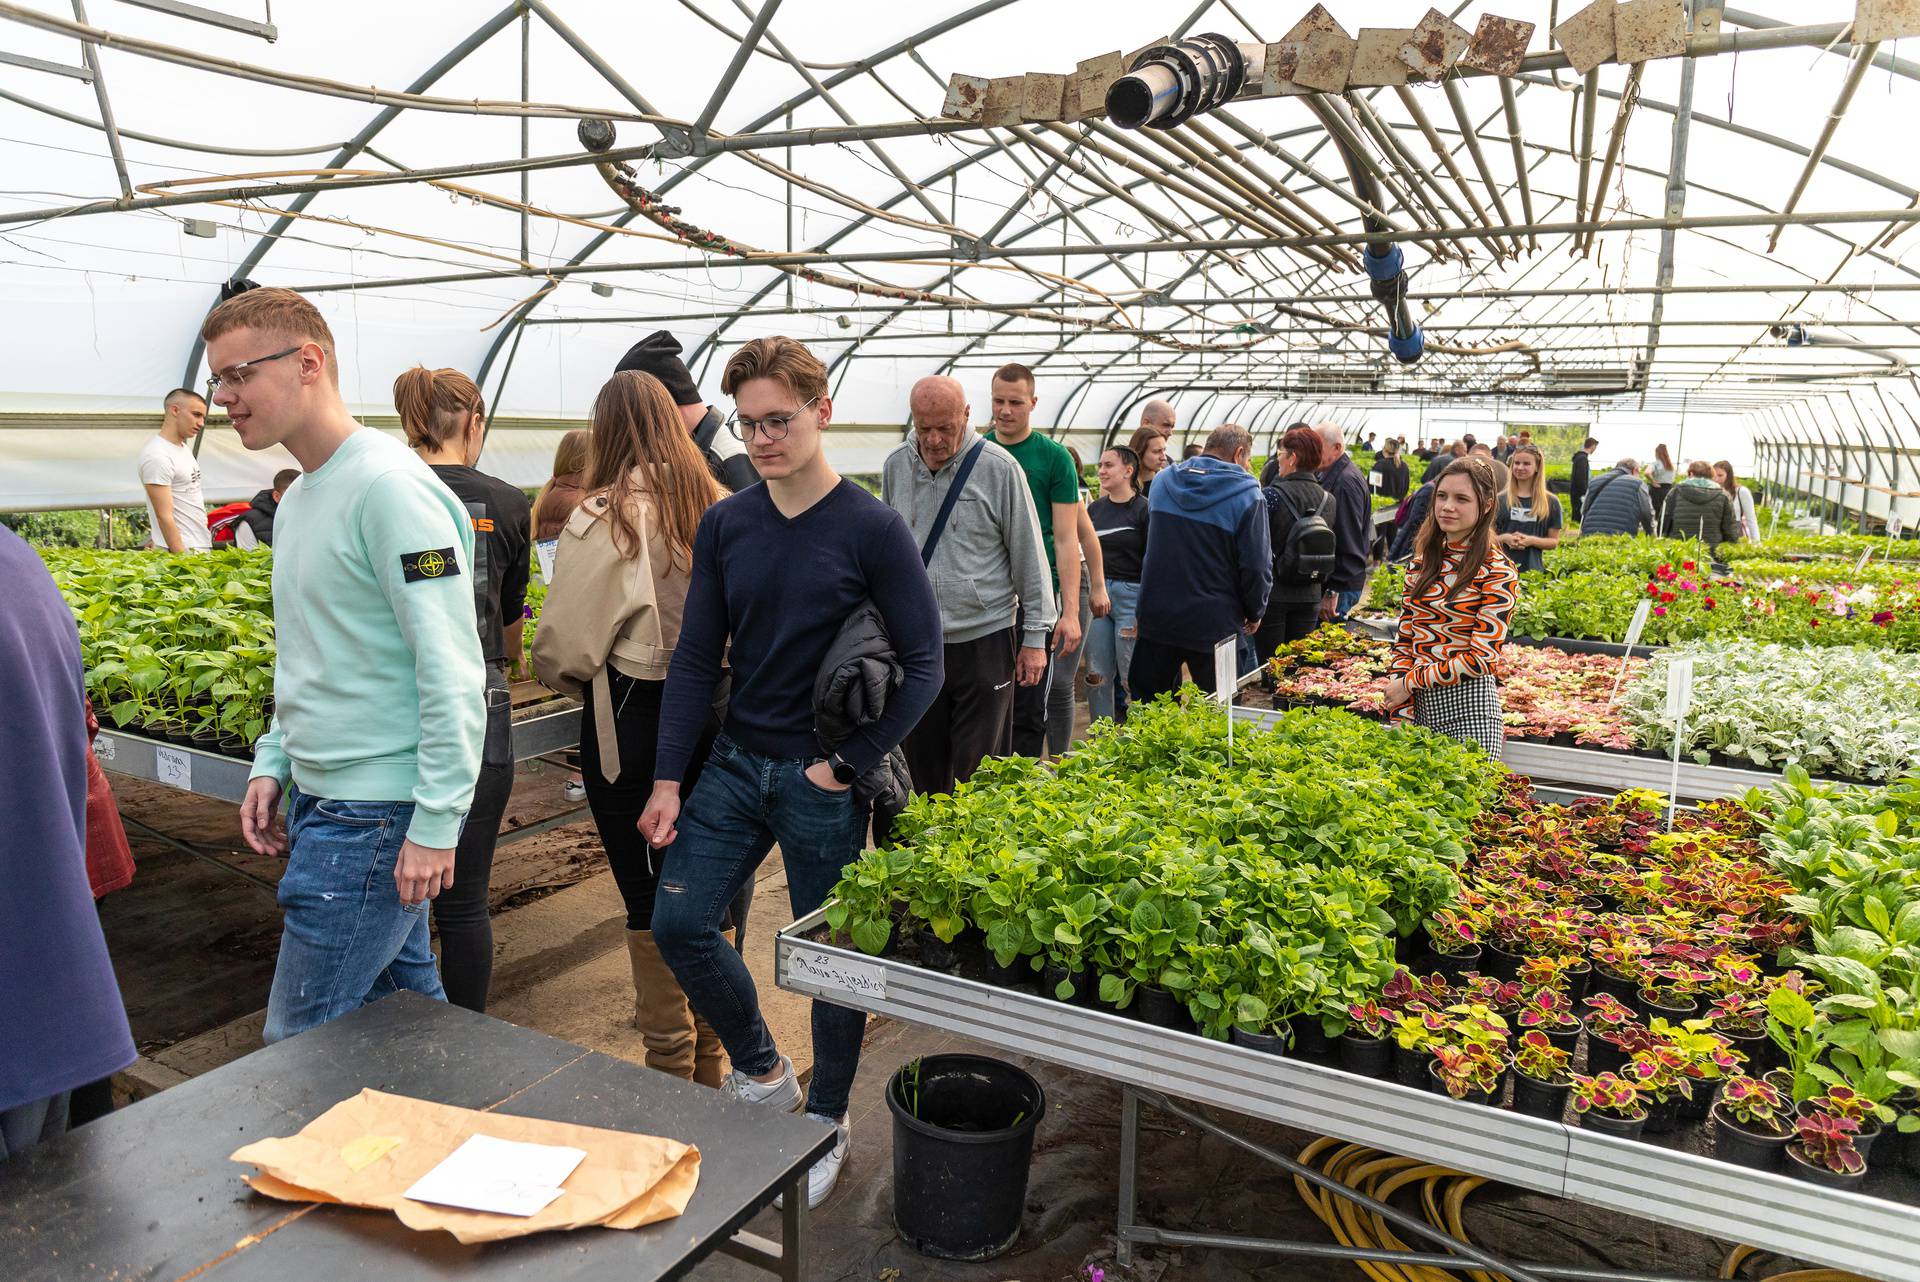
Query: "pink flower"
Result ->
[[1679, 579, 1697, 592], [1652, 606, 1667, 617], [1872, 610, 1895, 626]]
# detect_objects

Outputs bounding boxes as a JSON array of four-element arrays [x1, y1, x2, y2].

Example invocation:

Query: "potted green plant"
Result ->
[[1627, 1047, 1695, 1135], [1392, 1011, 1445, 1090], [1511, 1030, 1573, 1119], [1516, 988, 1581, 1056], [1582, 994, 1647, 1075], [1338, 998, 1393, 1078], [1571, 1072, 1648, 1139], [1426, 907, 1482, 982], [1784, 1112, 1867, 1190], [1711, 1076, 1794, 1171], [1429, 1041, 1506, 1106]]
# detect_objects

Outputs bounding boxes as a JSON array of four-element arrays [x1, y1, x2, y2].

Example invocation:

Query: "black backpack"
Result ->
[[1274, 482, 1337, 584]]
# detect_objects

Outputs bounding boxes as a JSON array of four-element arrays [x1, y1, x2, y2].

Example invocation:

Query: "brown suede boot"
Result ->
[[626, 930, 694, 1080], [691, 929, 735, 1088]]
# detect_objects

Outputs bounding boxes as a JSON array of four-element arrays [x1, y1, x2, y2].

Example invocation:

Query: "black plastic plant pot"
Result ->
[[1588, 968, 1638, 1004], [1720, 1027, 1770, 1074], [1561, 962, 1592, 1005], [915, 928, 960, 972], [1039, 964, 1094, 1006], [1482, 942, 1524, 983], [1230, 1026, 1288, 1056], [1511, 1071, 1571, 1119], [1285, 1015, 1333, 1057], [1432, 945, 1481, 983], [1584, 1030, 1631, 1077], [1641, 1093, 1683, 1135], [1394, 932, 1422, 966], [1542, 1021, 1582, 1057], [982, 954, 1028, 991], [1797, 1102, 1883, 1162], [1578, 1109, 1648, 1141], [1132, 985, 1197, 1035], [1393, 1043, 1432, 1090], [1710, 1107, 1792, 1172], [889, 1055, 1046, 1261], [1338, 1032, 1390, 1078], [1638, 989, 1700, 1022], [1784, 1145, 1866, 1192], [1680, 1077, 1719, 1123]]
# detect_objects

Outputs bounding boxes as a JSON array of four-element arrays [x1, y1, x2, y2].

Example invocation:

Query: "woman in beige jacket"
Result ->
[[533, 371, 730, 1085]]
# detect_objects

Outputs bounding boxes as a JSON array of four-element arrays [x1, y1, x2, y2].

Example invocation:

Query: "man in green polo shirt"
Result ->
[[986, 362, 1089, 757]]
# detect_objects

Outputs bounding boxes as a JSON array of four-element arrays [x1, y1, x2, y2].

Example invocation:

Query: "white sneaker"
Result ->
[[721, 1056, 802, 1113], [562, 779, 587, 803], [775, 1116, 849, 1210]]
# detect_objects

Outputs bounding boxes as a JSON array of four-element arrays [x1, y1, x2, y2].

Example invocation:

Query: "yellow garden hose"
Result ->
[[1290, 1138, 1869, 1282]]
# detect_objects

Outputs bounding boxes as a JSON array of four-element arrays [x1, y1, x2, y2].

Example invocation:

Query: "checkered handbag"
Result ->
[[1413, 674, 1504, 760]]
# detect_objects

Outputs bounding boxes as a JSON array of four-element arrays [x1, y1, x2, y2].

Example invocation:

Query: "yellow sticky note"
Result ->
[[340, 1134, 405, 1172]]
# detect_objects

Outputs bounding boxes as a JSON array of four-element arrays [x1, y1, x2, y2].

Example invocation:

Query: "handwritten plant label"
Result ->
[[785, 950, 888, 1002], [154, 744, 192, 792], [92, 733, 115, 763]]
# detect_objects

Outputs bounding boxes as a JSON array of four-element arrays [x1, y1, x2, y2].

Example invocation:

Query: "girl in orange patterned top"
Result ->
[[1383, 457, 1518, 758]]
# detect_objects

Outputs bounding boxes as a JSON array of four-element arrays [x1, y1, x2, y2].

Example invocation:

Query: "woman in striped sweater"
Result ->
[[1383, 457, 1518, 759]]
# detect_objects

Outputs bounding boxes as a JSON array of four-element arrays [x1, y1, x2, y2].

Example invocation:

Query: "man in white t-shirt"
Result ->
[[140, 388, 212, 553]]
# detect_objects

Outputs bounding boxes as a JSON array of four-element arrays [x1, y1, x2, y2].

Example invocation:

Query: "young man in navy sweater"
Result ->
[[643, 337, 941, 1208]]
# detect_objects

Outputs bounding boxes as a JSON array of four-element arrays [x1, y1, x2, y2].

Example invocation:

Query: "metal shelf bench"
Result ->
[[777, 910, 1920, 1282]]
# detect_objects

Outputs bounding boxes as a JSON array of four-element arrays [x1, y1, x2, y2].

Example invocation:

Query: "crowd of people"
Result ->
[[8, 281, 1772, 1202]]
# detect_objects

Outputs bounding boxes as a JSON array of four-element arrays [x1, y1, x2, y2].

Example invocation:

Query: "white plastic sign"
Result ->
[[92, 733, 115, 763], [784, 949, 888, 1002], [1212, 636, 1237, 706], [1665, 656, 1695, 721], [534, 537, 558, 585], [1856, 547, 1874, 574], [154, 745, 192, 792], [1368, 470, 1384, 492], [1622, 599, 1653, 651], [1890, 515, 1905, 538]]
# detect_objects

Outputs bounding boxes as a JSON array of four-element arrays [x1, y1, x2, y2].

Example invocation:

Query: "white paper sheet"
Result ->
[[403, 1134, 587, 1218]]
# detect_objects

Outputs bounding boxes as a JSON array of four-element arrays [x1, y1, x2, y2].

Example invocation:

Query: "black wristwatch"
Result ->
[[828, 753, 858, 785]]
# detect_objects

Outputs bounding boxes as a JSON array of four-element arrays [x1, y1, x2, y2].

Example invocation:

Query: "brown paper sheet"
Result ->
[[231, 1088, 700, 1243]]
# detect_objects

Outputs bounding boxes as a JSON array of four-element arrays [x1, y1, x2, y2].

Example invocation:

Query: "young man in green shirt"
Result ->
[[204, 286, 485, 1043], [986, 362, 1103, 756]]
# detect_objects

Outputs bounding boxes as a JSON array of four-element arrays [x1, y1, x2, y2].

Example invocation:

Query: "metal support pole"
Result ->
[[1768, 40, 1880, 253], [693, 0, 783, 137], [1115, 1087, 1140, 1269], [69, 0, 130, 199], [519, 7, 529, 265]]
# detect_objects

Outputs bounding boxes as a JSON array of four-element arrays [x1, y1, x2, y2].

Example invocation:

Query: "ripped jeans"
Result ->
[[652, 735, 871, 1119], [1083, 577, 1140, 725]]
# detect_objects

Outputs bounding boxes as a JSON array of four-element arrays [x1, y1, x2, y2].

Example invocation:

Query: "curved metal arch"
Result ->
[[476, 0, 1023, 402]]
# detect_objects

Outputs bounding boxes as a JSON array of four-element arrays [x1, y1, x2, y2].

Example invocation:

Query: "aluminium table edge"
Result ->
[[509, 700, 582, 760], [776, 908, 1920, 1282], [1226, 704, 1841, 801]]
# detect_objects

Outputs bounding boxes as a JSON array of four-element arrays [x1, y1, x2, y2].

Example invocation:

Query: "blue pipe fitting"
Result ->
[[1389, 326, 1425, 364], [1363, 244, 1404, 283]]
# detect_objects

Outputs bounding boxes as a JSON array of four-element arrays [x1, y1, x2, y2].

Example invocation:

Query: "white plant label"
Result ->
[[1856, 547, 1874, 574], [1891, 515, 1905, 538], [154, 745, 192, 792], [92, 733, 115, 763], [534, 537, 558, 585], [1622, 599, 1653, 652], [1368, 470, 1384, 492], [1665, 657, 1695, 722], [785, 950, 887, 1002], [1211, 635, 1238, 707]]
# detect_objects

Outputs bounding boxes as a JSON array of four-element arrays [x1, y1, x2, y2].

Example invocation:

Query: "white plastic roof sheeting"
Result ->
[[3, 0, 1920, 511]]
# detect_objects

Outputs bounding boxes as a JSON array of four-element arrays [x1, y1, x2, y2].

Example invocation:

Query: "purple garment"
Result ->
[[0, 526, 135, 1111]]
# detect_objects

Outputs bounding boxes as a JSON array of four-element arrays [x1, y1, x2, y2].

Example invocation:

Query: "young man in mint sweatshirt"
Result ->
[[203, 287, 485, 1043]]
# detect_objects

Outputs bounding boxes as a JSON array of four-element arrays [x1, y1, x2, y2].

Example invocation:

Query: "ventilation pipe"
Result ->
[[1105, 35, 1263, 130], [1771, 323, 1909, 374], [1314, 99, 1424, 366]]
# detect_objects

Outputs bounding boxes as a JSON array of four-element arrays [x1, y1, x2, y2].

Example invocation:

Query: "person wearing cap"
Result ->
[[616, 331, 759, 494]]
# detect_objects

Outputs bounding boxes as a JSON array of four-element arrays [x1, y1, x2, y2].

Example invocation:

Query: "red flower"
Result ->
[[1810, 619, 1821, 628], [1659, 591, 1677, 604], [1872, 610, 1895, 626], [1646, 582, 1661, 596], [1682, 560, 1696, 572], [1703, 597, 1716, 609]]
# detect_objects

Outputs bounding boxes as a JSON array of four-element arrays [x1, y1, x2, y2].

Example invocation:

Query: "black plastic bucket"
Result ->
[[889, 1054, 1047, 1260]]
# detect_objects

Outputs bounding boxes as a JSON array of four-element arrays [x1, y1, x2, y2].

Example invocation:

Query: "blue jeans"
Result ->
[[1046, 579, 1093, 755], [1084, 578, 1140, 725], [263, 789, 446, 1044], [1332, 588, 1363, 621], [653, 736, 871, 1119]]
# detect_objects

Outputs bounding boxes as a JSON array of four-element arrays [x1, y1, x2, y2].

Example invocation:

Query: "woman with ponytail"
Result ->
[[395, 365, 531, 1014], [1383, 456, 1518, 759]]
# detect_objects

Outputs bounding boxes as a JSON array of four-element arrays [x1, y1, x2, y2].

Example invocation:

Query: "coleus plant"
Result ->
[[1717, 1075, 1787, 1131], [1513, 1030, 1571, 1084], [1570, 1072, 1644, 1120], [1431, 1041, 1505, 1101], [1792, 1112, 1866, 1176]]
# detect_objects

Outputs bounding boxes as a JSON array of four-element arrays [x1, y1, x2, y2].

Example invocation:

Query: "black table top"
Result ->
[[0, 992, 834, 1280]]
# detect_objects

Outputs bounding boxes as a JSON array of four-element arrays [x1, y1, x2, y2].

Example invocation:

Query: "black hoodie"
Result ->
[[238, 488, 279, 545]]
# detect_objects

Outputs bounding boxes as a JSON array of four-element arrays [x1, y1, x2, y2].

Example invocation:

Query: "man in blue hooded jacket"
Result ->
[[1129, 424, 1273, 702]]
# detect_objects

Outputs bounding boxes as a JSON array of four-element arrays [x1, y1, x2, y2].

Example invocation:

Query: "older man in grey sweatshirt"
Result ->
[[883, 376, 1056, 795]]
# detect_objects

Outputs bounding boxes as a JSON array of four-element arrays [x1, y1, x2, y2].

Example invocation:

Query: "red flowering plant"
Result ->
[[1513, 1030, 1572, 1084], [1792, 1112, 1866, 1176], [1570, 1072, 1645, 1120], [1628, 1046, 1696, 1104], [1432, 1040, 1506, 1101]]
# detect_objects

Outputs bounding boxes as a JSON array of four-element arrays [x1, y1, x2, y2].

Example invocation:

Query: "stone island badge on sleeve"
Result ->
[[401, 547, 462, 583]]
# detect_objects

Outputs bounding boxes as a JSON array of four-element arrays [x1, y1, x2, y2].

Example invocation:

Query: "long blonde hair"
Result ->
[[1504, 442, 1546, 509], [588, 371, 722, 566]]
